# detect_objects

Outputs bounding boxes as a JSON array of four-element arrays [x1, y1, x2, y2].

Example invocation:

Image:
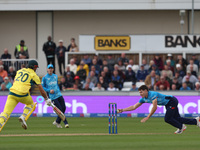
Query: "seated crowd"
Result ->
[[1, 46, 200, 92]]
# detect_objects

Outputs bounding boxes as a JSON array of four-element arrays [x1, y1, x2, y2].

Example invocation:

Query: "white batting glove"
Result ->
[[45, 98, 52, 106]]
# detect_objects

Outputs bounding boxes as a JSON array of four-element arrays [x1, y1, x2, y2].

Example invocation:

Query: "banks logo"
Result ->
[[165, 35, 200, 48], [95, 36, 130, 50]]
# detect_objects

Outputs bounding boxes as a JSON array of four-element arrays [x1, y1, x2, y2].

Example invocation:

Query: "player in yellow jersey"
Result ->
[[0, 60, 52, 132]]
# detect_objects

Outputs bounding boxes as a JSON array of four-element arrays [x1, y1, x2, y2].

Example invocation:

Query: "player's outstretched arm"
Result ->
[[117, 102, 142, 113], [38, 84, 51, 105], [141, 99, 157, 123]]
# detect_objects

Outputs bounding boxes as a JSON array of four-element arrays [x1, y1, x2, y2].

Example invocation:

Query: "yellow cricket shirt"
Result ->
[[10, 68, 41, 95]]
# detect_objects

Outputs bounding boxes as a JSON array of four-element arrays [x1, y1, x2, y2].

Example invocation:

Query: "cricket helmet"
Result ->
[[27, 60, 39, 69]]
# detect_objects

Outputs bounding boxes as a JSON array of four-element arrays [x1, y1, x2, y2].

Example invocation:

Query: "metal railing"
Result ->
[[2, 59, 37, 71]]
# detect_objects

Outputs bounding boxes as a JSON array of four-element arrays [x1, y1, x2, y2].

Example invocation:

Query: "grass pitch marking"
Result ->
[[0, 133, 171, 137]]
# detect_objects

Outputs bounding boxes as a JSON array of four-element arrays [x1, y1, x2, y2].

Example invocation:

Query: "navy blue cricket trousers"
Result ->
[[52, 96, 68, 124], [164, 96, 197, 129]]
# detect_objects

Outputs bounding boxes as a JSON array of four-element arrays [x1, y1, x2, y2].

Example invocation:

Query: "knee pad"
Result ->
[[23, 102, 37, 121]]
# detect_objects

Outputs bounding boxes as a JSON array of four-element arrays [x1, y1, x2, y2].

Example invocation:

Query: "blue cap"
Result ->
[[47, 64, 54, 69]]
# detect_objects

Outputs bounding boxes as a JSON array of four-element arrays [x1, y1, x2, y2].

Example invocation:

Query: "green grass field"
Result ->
[[0, 117, 200, 150]]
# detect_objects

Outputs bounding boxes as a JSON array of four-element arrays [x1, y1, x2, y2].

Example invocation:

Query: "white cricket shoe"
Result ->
[[18, 116, 27, 130], [195, 117, 200, 127], [174, 124, 186, 134], [65, 124, 69, 128], [52, 121, 62, 128]]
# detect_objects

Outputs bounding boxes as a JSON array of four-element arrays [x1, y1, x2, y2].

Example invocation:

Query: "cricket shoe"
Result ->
[[18, 116, 27, 130], [65, 124, 69, 128], [195, 116, 200, 127], [53, 121, 62, 128], [174, 124, 186, 134]]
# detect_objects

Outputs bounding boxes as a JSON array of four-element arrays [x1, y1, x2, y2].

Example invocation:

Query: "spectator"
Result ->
[[67, 38, 75, 51], [1, 48, 11, 59], [74, 76, 83, 90], [175, 64, 185, 78], [166, 59, 174, 74], [145, 70, 157, 90], [0, 76, 3, 85], [153, 54, 164, 71], [141, 59, 149, 71], [102, 67, 111, 82], [176, 54, 187, 73], [93, 55, 103, 69], [171, 77, 181, 90], [77, 61, 89, 76], [59, 77, 69, 91], [130, 82, 138, 91], [0, 65, 8, 79], [126, 59, 139, 74], [191, 54, 199, 68], [182, 70, 198, 85], [117, 53, 129, 66], [90, 65, 99, 78], [165, 53, 175, 68], [189, 65, 197, 77], [111, 70, 123, 90], [0, 77, 12, 91], [136, 65, 148, 82], [102, 59, 110, 72], [113, 64, 125, 80], [180, 82, 191, 91], [55, 40, 67, 75], [82, 54, 92, 67], [1, 48, 11, 67], [64, 66, 75, 80], [92, 83, 105, 91], [194, 82, 200, 91], [161, 65, 173, 80], [125, 65, 136, 82], [187, 59, 198, 75], [71, 84, 80, 91], [82, 83, 92, 91], [0, 83, 8, 91], [7, 66, 16, 83], [174, 72, 183, 85], [43, 36, 56, 72], [148, 64, 160, 76], [162, 71, 172, 86], [107, 82, 119, 91], [86, 71, 98, 86], [72, 55, 79, 66], [184, 76, 194, 90], [82, 78, 95, 89], [98, 76, 108, 90], [171, 84, 177, 91], [154, 76, 170, 91], [0, 59, 8, 72], [65, 72, 74, 88], [15, 46, 29, 60], [76, 64, 87, 82], [107, 54, 116, 72], [14, 40, 28, 59], [69, 42, 79, 52], [91, 58, 101, 73], [67, 59, 77, 75], [117, 59, 126, 73]]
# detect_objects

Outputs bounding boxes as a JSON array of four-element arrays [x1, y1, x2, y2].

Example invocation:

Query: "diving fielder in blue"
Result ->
[[118, 85, 200, 134], [42, 64, 69, 128]]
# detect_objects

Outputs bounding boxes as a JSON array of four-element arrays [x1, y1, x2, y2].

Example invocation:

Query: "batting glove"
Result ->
[[45, 98, 52, 106]]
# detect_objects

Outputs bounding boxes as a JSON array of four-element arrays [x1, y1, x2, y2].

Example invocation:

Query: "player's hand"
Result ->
[[141, 117, 149, 123], [117, 109, 123, 113], [45, 98, 52, 106], [50, 90, 54, 94]]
